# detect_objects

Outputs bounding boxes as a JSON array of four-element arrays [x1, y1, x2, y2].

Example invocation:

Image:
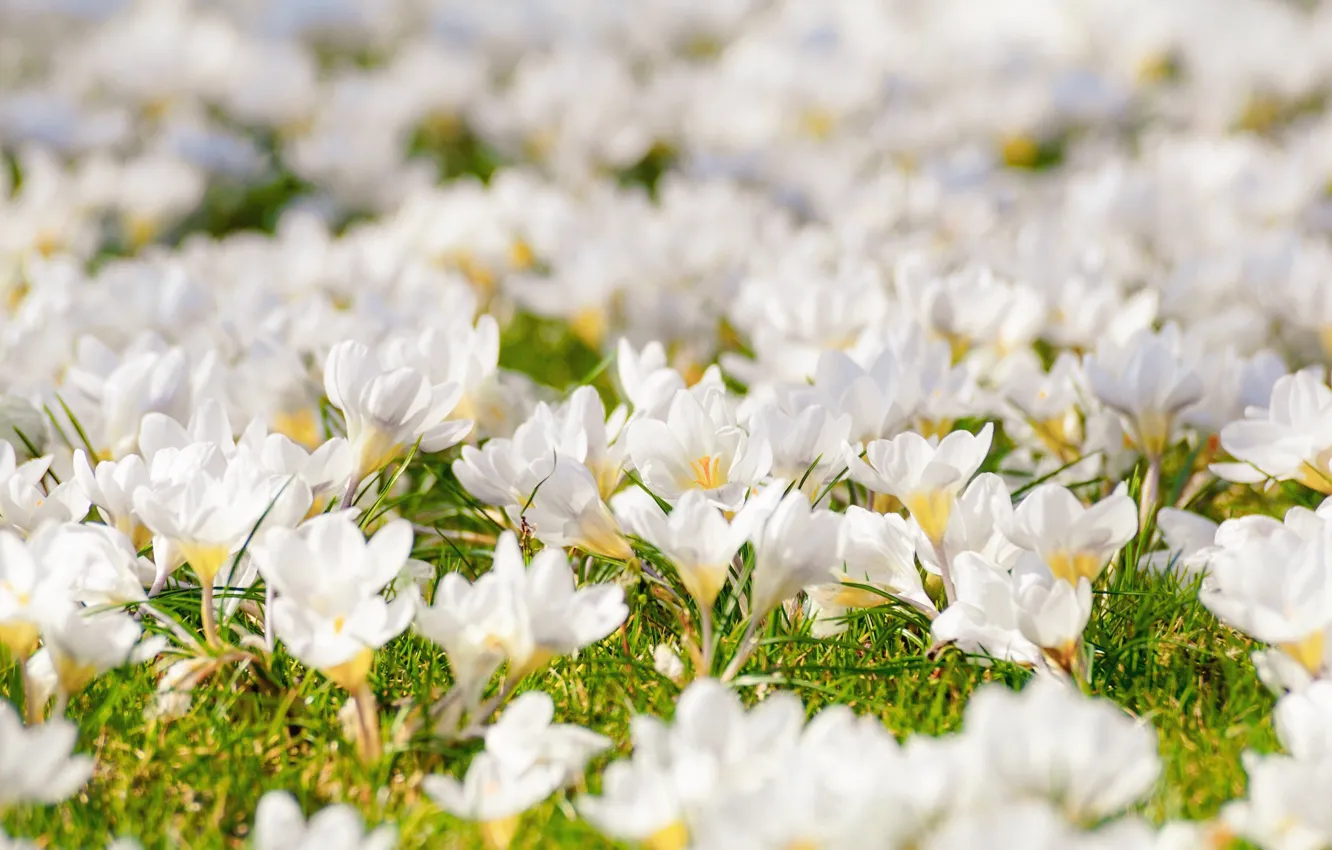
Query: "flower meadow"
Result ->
[[10, 2, 1332, 850]]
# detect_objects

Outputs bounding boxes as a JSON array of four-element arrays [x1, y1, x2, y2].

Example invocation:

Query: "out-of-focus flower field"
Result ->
[[6, 0, 1332, 847]]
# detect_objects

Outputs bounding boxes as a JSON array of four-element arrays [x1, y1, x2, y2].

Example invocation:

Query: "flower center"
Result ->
[[689, 455, 725, 490]]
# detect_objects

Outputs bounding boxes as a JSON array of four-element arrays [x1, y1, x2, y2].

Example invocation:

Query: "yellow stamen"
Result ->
[[688, 455, 725, 491], [1135, 52, 1180, 85], [943, 331, 970, 364]]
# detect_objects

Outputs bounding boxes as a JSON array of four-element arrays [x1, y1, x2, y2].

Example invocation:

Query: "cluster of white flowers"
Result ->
[[7, 0, 1332, 847], [580, 677, 1175, 850]]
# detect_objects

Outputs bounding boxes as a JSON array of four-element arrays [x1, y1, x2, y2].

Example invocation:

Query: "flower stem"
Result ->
[[931, 539, 958, 608], [1140, 453, 1162, 530], [456, 678, 517, 739], [342, 474, 362, 509], [51, 689, 69, 719], [200, 581, 220, 648], [699, 601, 714, 677], [354, 682, 382, 764], [721, 617, 761, 683], [20, 663, 40, 724], [263, 583, 275, 655]]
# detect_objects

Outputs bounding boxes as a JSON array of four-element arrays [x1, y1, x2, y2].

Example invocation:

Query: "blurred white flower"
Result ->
[[0, 700, 93, 807], [251, 790, 396, 850]]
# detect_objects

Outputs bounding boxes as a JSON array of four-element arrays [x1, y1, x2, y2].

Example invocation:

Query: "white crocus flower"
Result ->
[[1012, 562, 1095, 675], [1274, 681, 1332, 761], [1215, 369, 1332, 494], [453, 413, 567, 508], [963, 677, 1162, 823], [134, 448, 312, 644], [40, 606, 143, 704], [1003, 483, 1138, 585], [576, 680, 745, 848], [380, 316, 513, 438], [426, 689, 610, 846], [414, 574, 509, 723], [921, 801, 1082, 850], [1223, 752, 1332, 850], [624, 488, 773, 611], [253, 515, 416, 692], [60, 334, 193, 461], [251, 790, 396, 850], [616, 338, 685, 420], [482, 691, 611, 783], [627, 386, 771, 511], [554, 386, 629, 501], [519, 455, 634, 561], [808, 505, 934, 634], [846, 424, 993, 606], [786, 348, 919, 445], [485, 531, 628, 683], [931, 552, 1044, 668], [1200, 520, 1332, 680], [72, 449, 152, 550], [0, 700, 93, 808], [846, 424, 994, 549], [0, 530, 70, 660], [255, 515, 416, 763], [0, 443, 90, 537], [30, 522, 150, 607], [1084, 325, 1204, 462], [423, 753, 567, 850], [323, 340, 473, 502], [747, 402, 852, 498], [915, 473, 1025, 577], [748, 489, 843, 622]]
